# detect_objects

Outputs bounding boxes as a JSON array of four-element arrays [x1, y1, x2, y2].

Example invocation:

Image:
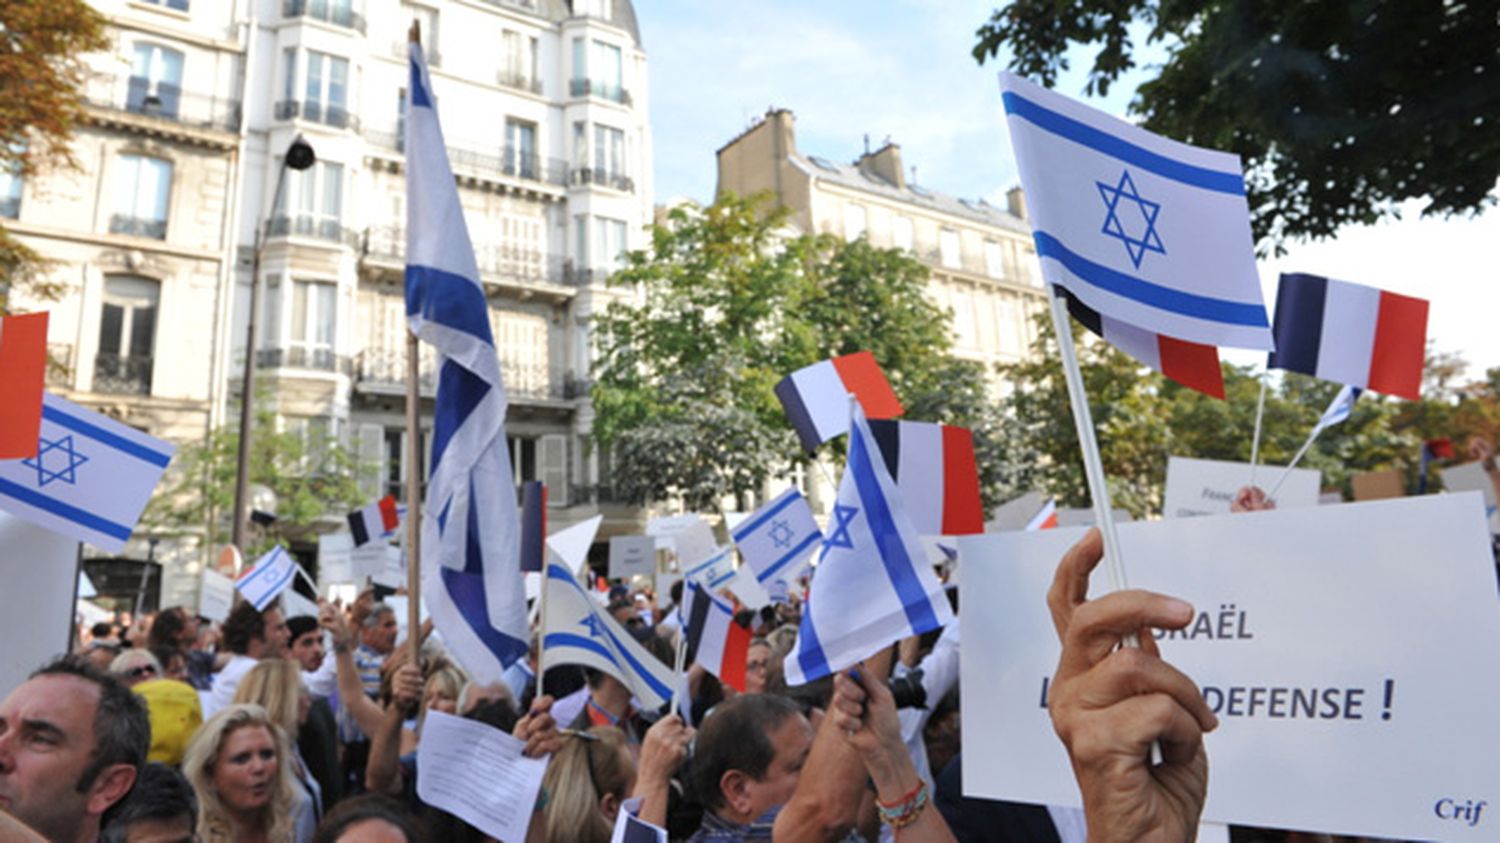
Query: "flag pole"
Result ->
[[1046, 288, 1131, 594], [402, 20, 424, 671], [1248, 373, 1268, 488], [1265, 425, 1322, 500]]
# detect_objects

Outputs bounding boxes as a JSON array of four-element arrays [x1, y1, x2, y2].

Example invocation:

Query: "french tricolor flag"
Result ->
[[347, 495, 400, 547], [1026, 498, 1059, 531], [866, 419, 984, 535], [775, 351, 904, 455], [1268, 273, 1428, 400], [1059, 287, 1224, 399], [0, 311, 48, 459], [682, 580, 751, 692]]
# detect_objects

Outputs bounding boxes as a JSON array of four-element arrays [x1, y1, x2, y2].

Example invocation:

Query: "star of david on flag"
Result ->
[[0, 393, 174, 552], [731, 488, 821, 600], [784, 402, 953, 686], [999, 72, 1272, 351], [539, 562, 675, 709]]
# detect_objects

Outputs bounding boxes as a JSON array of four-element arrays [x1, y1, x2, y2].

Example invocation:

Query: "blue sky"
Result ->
[[632, 1, 1500, 376]]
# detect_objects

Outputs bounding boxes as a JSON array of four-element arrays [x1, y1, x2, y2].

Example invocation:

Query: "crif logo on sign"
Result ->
[[1435, 798, 1486, 828]]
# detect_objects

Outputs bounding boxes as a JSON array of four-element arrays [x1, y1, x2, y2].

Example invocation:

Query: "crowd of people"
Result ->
[[5, 483, 1436, 842]]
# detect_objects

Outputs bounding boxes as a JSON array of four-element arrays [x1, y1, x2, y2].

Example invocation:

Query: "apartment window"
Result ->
[[500, 30, 538, 91], [494, 311, 549, 397], [290, 280, 336, 362], [128, 43, 183, 118], [277, 160, 344, 241], [139, 0, 189, 10], [574, 214, 588, 266], [572, 121, 587, 169], [507, 436, 538, 483], [996, 295, 1022, 355], [576, 0, 610, 17], [892, 215, 913, 252], [984, 240, 1005, 279], [593, 125, 624, 179], [505, 119, 537, 179], [384, 427, 428, 500], [305, 51, 350, 126], [0, 160, 21, 219], [110, 155, 172, 239], [402, 3, 439, 64], [939, 228, 961, 269], [950, 287, 976, 347], [95, 276, 159, 395], [571, 37, 585, 84], [594, 217, 627, 272], [295, 0, 357, 28], [843, 203, 866, 241]]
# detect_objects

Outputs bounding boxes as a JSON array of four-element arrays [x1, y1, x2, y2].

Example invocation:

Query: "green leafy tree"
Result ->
[[593, 193, 1005, 509], [0, 0, 108, 313], [973, 1, 1499, 249]]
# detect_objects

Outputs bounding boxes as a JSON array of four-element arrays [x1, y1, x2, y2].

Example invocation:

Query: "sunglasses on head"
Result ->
[[128, 665, 158, 678]]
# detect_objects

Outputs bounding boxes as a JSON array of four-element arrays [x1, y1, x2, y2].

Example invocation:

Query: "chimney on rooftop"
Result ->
[[857, 141, 905, 189], [1006, 186, 1028, 221]]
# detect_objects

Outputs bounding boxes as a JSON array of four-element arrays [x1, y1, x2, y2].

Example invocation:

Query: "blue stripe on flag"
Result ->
[[546, 565, 673, 701], [543, 632, 673, 702], [848, 421, 939, 633], [438, 492, 527, 666], [1267, 273, 1327, 374], [759, 531, 821, 581], [794, 592, 830, 681], [41, 405, 172, 467], [429, 360, 490, 481], [251, 569, 296, 611], [1033, 232, 1271, 328], [732, 491, 799, 542], [774, 377, 823, 455], [1001, 91, 1246, 196], [408, 53, 432, 107], [405, 265, 494, 346], [0, 476, 134, 540], [238, 548, 287, 588]]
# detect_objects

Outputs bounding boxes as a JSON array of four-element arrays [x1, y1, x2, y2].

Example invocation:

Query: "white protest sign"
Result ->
[[197, 569, 235, 623], [1054, 506, 1132, 527], [0, 512, 77, 697], [351, 541, 397, 582], [77, 571, 97, 599], [987, 491, 1045, 532], [958, 494, 1500, 840], [609, 535, 656, 580], [416, 710, 547, 842], [1163, 456, 1320, 518], [318, 532, 354, 585], [1440, 461, 1500, 532], [648, 514, 718, 568], [725, 565, 771, 610], [385, 594, 431, 647], [547, 514, 602, 575]]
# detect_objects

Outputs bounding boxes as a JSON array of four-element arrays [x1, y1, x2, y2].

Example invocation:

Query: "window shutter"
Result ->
[[356, 423, 385, 498], [539, 434, 567, 506]]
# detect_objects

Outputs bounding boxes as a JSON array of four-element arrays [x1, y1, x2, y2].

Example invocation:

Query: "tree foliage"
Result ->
[[974, 1, 1499, 249], [592, 193, 1011, 510], [0, 0, 107, 314]]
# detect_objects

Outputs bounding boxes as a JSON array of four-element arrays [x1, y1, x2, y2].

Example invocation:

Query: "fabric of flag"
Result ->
[[347, 495, 399, 547], [539, 562, 675, 709], [1424, 439, 1456, 461], [866, 419, 984, 535], [519, 481, 546, 572], [784, 402, 954, 686], [0, 392, 174, 552], [1313, 385, 1361, 435], [730, 488, 821, 599], [0, 312, 48, 460], [682, 546, 737, 590], [405, 42, 527, 682], [999, 72, 1272, 351], [774, 351, 904, 454], [1026, 499, 1059, 531], [682, 580, 752, 692], [1058, 286, 1224, 398], [610, 803, 668, 843], [236, 545, 297, 612], [1267, 273, 1428, 400]]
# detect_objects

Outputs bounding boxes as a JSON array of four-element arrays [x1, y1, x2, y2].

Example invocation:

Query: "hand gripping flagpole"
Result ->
[[403, 19, 424, 671]]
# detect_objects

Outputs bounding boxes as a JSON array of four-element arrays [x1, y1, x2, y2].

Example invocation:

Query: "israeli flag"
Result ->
[[731, 488, 820, 599], [784, 402, 954, 686], [0, 392, 174, 552], [683, 546, 737, 590], [999, 72, 1273, 351], [405, 43, 526, 682], [539, 562, 675, 709], [1314, 385, 1361, 435], [236, 545, 296, 612]]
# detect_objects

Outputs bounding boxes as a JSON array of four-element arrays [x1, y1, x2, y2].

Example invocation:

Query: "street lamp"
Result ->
[[231, 135, 315, 553]]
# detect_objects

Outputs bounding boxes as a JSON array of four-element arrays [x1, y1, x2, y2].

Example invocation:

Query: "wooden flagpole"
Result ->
[[403, 20, 423, 670]]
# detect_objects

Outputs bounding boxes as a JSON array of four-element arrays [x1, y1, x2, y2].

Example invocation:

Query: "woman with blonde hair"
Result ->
[[234, 659, 322, 842], [399, 659, 469, 755], [182, 704, 297, 843], [539, 726, 634, 843]]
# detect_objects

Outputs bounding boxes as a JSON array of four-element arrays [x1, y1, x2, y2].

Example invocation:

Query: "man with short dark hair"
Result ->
[[98, 762, 197, 843], [0, 655, 149, 843], [205, 598, 289, 716], [687, 694, 816, 841], [288, 614, 343, 809]]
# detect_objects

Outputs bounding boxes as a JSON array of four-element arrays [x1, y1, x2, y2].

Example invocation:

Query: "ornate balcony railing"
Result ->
[[355, 348, 578, 402], [283, 0, 366, 32], [109, 214, 167, 240], [267, 215, 362, 249], [255, 346, 352, 375], [569, 78, 632, 106], [81, 73, 243, 134], [93, 354, 152, 395], [274, 99, 360, 132], [496, 69, 542, 94], [569, 167, 635, 193], [362, 225, 582, 287], [364, 129, 568, 186]]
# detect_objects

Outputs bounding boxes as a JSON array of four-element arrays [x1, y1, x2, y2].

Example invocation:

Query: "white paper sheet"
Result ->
[[1163, 456, 1320, 517], [416, 710, 548, 843]]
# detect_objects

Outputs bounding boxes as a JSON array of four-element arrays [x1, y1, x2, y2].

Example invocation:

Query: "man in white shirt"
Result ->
[[203, 598, 289, 717]]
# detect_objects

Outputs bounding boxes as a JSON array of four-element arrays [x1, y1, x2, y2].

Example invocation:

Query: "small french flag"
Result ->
[[1025, 499, 1059, 531], [347, 495, 400, 547], [682, 581, 751, 692], [1060, 287, 1224, 399], [1268, 273, 1428, 400], [867, 419, 984, 535], [774, 351, 904, 454]]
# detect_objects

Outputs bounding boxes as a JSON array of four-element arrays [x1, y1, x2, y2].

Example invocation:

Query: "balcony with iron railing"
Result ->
[[354, 348, 583, 403], [93, 354, 152, 395], [496, 69, 542, 95], [364, 129, 569, 187], [569, 167, 635, 193], [81, 73, 243, 135], [46, 345, 73, 388], [274, 99, 360, 132], [266, 214, 362, 249], [255, 346, 353, 375], [477, 0, 541, 13], [361, 224, 594, 289], [391, 42, 440, 67], [283, 0, 366, 32], [109, 215, 167, 240], [569, 78, 632, 106]]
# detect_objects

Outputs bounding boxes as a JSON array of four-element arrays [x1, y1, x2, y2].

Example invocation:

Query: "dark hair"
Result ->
[[99, 762, 197, 842], [466, 698, 519, 735], [30, 655, 149, 792], [669, 579, 684, 606], [222, 599, 276, 655], [150, 646, 183, 672], [311, 794, 420, 843], [147, 607, 186, 652], [286, 614, 319, 642], [690, 694, 803, 811], [90, 622, 115, 639]]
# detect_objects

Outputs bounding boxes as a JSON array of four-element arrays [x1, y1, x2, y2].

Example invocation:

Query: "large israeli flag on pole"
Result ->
[[999, 72, 1273, 351], [405, 42, 527, 681], [784, 402, 954, 686]]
